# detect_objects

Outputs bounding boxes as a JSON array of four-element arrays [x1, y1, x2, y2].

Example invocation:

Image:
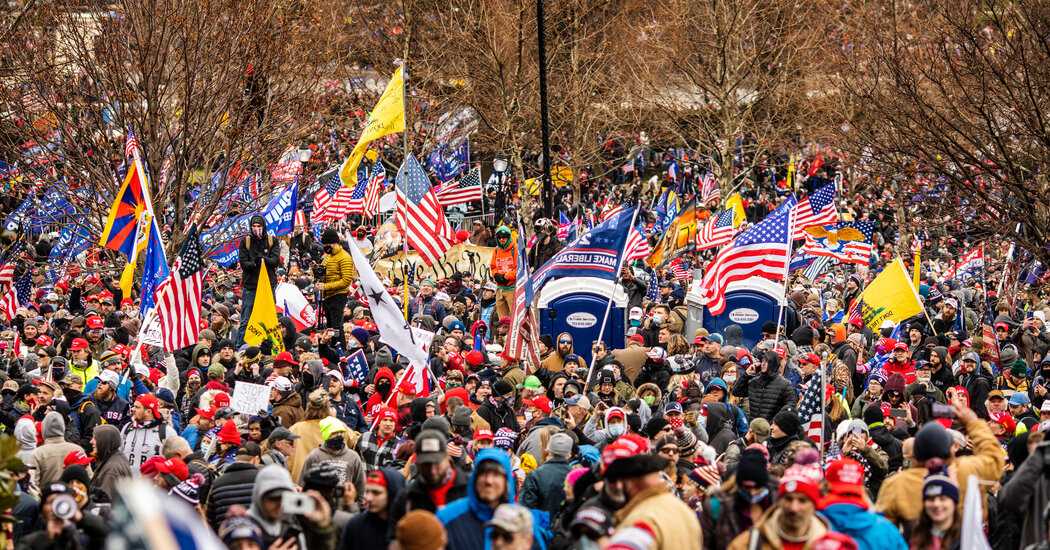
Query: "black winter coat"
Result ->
[[869, 424, 903, 472], [731, 369, 796, 421], [475, 401, 520, 433], [238, 215, 281, 291], [386, 466, 470, 541], [205, 462, 258, 529]]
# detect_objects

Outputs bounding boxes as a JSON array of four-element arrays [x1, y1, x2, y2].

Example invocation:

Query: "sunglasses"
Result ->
[[659, 447, 679, 455], [489, 530, 516, 543], [559, 340, 572, 344]]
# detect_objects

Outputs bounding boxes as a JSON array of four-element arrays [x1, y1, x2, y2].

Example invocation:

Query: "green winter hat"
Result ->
[[1011, 359, 1028, 377], [518, 375, 541, 390], [319, 417, 347, 442]]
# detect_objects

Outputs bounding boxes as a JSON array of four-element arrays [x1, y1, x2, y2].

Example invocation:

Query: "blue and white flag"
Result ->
[[344, 350, 369, 385], [264, 177, 298, 237], [532, 206, 637, 291]]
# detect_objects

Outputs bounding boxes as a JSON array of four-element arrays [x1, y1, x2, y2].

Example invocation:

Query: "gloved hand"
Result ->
[[493, 274, 508, 286]]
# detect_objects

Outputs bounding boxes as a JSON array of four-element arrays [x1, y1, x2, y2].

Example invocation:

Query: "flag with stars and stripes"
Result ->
[[698, 196, 796, 315], [696, 208, 738, 250], [506, 228, 542, 371], [800, 221, 874, 265], [364, 161, 385, 217], [312, 169, 352, 224], [532, 206, 637, 292], [791, 180, 839, 239], [600, 202, 625, 223], [798, 366, 825, 446], [699, 172, 719, 204], [0, 270, 31, 321], [124, 129, 139, 159], [646, 270, 660, 302], [436, 166, 483, 206], [670, 258, 690, 280], [154, 224, 206, 352], [346, 165, 373, 216], [396, 154, 455, 266], [624, 223, 650, 262]]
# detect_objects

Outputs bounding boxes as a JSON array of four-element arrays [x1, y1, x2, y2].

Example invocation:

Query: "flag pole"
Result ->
[[773, 199, 794, 356], [400, 58, 411, 319], [895, 253, 938, 337], [586, 202, 640, 386]]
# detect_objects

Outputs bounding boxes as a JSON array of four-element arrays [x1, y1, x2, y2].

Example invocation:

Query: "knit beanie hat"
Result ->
[[922, 466, 959, 503], [735, 448, 769, 487], [674, 427, 697, 454], [1011, 359, 1028, 378], [772, 410, 801, 437], [170, 472, 205, 505], [685, 465, 720, 489], [642, 417, 670, 439], [862, 402, 885, 426], [216, 421, 241, 445], [914, 422, 954, 462], [319, 417, 347, 442]]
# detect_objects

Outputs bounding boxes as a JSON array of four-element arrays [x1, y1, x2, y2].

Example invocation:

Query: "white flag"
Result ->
[[961, 474, 991, 550], [275, 282, 316, 331], [345, 239, 429, 367]]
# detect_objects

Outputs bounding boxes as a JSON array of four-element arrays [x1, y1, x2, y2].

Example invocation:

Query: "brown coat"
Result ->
[[272, 391, 305, 428], [615, 484, 702, 550], [613, 342, 650, 383], [874, 416, 1005, 526], [727, 507, 830, 550]]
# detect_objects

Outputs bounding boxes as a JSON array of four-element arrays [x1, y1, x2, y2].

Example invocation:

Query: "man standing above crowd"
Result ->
[[319, 228, 355, 344]]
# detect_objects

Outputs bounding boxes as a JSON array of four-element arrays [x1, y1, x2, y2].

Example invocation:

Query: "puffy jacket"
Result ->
[[731, 365, 796, 421], [475, 399, 520, 433], [26, 412, 83, 487], [119, 418, 169, 471], [437, 448, 549, 550], [205, 461, 258, 528], [320, 245, 355, 298], [819, 502, 907, 550]]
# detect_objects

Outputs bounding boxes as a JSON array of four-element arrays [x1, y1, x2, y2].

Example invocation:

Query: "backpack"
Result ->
[[69, 397, 94, 434]]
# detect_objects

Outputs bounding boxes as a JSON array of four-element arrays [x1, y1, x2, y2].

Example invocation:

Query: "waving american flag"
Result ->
[[396, 154, 455, 265], [791, 180, 839, 240]]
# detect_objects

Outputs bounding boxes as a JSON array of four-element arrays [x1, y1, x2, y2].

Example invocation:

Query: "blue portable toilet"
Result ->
[[686, 277, 786, 351], [537, 277, 628, 368]]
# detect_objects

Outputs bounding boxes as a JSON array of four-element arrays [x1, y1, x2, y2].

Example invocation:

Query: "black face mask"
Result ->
[[356, 232, 366, 239], [377, 380, 392, 399], [323, 245, 333, 254], [325, 435, 345, 451]]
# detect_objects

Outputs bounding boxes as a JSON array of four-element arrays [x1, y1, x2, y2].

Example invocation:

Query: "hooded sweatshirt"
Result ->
[[820, 501, 908, 550], [703, 402, 737, 455], [14, 417, 36, 464], [26, 411, 83, 487], [239, 214, 280, 292], [436, 448, 550, 550], [90, 424, 132, 502], [365, 367, 396, 418], [249, 465, 303, 548], [339, 469, 406, 550]]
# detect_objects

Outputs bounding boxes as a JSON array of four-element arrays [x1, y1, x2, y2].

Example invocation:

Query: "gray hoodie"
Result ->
[[14, 417, 36, 463], [248, 465, 300, 540], [27, 412, 84, 487]]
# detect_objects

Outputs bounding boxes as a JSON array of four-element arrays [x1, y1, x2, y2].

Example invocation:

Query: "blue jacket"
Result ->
[[436, 449, 549, 550], [820, 502, 907, 550]]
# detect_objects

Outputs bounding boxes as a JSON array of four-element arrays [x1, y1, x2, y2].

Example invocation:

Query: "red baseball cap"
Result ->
[[893, 342, 909, 351], [111, 344, 130, 359], [273, 351, 298, 366], [628, 334, 644, 344], [474, 428, 494, 442], [63, 450, 94, 467], [465, 350, 484, 366], [34, 335, 53, 347], [195, 405, 218, 420], [136, 394, 161, 419], [523, 396, 553, 414], [825, 458, 867, 501], [212, 392, 231, 409], [86, 316, 103, 330], [801, 353, 821, 365], [86, 294, 99, 303], [155, 458, 189, 481], [68, 338, 89, 351], [989, 411, 1016, 434]]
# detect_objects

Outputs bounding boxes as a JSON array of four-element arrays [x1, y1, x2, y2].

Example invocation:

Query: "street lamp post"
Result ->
[[493, 154, 509, 222], [537, 0, 553, 219], [296, 146, 312, 176]]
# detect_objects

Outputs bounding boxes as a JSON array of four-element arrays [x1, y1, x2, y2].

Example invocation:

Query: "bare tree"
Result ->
[[842, 0, 1050, 267]]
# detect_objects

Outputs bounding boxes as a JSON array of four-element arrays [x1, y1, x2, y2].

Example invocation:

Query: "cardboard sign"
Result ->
[[411, 326, 434, 355], [139, 316, 164, 347], [231, 382, 270, 415]]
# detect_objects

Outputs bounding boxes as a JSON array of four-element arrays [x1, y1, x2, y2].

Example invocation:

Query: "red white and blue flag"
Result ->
[[699, 173, 719, 204], [942, 247, 984, 281], [532, 206, 637, 291], [791, 180, 839, 240], [506, 230, 542, 372], [436, 166, 483, 206], [800, 221, 874, 265], [624, 223, 650, 262], [698, 196, 796, 315], [396, 154, 455, 265], [696, 209, 738, 251]]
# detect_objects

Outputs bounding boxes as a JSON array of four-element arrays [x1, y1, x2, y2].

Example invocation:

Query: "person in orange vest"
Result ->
[[489, 226, 517, 320]]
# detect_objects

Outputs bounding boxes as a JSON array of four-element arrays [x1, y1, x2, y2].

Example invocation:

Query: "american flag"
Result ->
[[798, 366, 825, 445], [0, 270, 31, 321], [436, 166, 483, 206], [646, 270, 660, 301], [600, 202, 625, 223], [396, 154, 454, 265], [312, 171, 352, 223], [557, 211, 572, 239], [698, 196, 796, 315], [365, 161, 385, 217], [790, 180, 839, 240], [696, 209, 737, 250], [0, 262, 15, 289], [941, 247, 984, 281], [159, 149, 173, 188], [624, 223, 650, 262], [505, 230, 541, 372], [670, 258, 690, 280], [125, 129, 139, 160], [155, 224, 205, 352], [800, 222, 874, 265], [699, 172, 719, 204], [846, 297, 863, 326]]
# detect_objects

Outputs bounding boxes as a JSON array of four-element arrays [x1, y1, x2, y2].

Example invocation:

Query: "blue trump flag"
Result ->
[[344, 350, 369, 385], [264, 177, 298, 237], [532, 205, 637, 291]]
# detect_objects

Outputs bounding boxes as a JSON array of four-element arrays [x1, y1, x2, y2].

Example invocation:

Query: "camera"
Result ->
[[281, 491, 316, 515], [51, 493, 78, 520], [312, 265, 327, 278]]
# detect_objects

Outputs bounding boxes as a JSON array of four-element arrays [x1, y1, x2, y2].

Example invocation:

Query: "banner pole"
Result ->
[[586, 202, 640, 386]]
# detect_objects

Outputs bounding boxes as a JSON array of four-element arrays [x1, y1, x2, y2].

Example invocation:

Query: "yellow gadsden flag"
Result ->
[[244, 268, 285, 353], [340, 66, 405, 188], [858, 257, 924, 330], [723, 193, 746, 227]]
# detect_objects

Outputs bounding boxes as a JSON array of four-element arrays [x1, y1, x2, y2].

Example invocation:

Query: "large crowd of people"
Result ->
[[0, 149, 1047, 550]]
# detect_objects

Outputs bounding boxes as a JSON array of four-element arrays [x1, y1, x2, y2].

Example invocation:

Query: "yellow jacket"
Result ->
[[874, 416, 1005, 526], [321, 245, 355, 299]]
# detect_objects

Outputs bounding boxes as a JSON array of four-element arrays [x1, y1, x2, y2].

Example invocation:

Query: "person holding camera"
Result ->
[[238, 215, 282, 345], [317, 229, 355, 346], [17, 482, 108, 550]]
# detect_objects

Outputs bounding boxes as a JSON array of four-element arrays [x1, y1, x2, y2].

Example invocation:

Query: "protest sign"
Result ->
[[231, 382, 270, 415]]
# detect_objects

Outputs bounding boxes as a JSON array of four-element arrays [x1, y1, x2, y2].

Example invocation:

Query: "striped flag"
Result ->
[[846, 297, 863, 326], [645, 270, 660, 302], [0, 271, 31, 321], [800, 222, 874, 265], [798, 365, 824, 445], [396, 154, 454, 265], [696, 209, 738, 250], [365, 161, 385, 217], [600, 202, 625, 223], [557, 211, 571, 239], [505, 229, 541, 371], [698, 196, 796, 315], [312, 171, 352, 223], [791, 180, 839, 239], [670, 258, 690, 280], [154, 224, 205, 352], [436, 166, 483, 206], [699, 172, 719, 204], [125, 129, 139, 159], [624, 223, 650, 262]]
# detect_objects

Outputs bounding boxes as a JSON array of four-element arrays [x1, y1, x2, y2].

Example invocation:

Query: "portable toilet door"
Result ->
[[693, 277, 786, 351], [536, 277, 628, 368]]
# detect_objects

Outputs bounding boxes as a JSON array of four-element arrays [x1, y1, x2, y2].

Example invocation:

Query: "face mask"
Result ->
[[739, 488, 769, 504], [608, 424, 626, 437], [325, 435, 345, 451], [916, 375, 930, 384], [723, 375, 737, 384], [252, 227, 263, 238], [323, 245, 333, 254], [652, 315, 663, 325], [348, 340, 359, 349], [667, 416, 684, 429], [643, 395, 656, 406], [357, 232, 365, 239], [523, 411, 534, 423], [630, 319, 640, 327]]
